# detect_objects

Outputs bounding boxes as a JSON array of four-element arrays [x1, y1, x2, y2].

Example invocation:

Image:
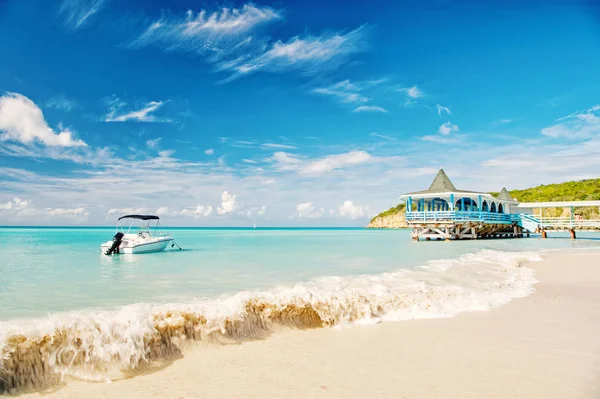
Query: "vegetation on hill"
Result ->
[[490, 179, 600, 203], [371, 178, 600, 223]]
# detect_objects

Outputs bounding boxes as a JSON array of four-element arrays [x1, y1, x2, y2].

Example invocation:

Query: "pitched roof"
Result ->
[[497, 187, 517, 202], [404, 168, 487, 195]]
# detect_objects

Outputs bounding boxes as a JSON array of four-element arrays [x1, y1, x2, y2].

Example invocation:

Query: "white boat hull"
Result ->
[[101, 237, 173, 254]]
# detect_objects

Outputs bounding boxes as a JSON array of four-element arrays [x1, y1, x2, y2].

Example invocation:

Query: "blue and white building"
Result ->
[[399, 169, 600, 240]]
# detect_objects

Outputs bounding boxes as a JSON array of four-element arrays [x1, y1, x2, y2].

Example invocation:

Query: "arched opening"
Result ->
[[454, 198, 478, 212], [490, 202, 497, 213], [481, 201, 489, 212], [498, 203, 504, 214]]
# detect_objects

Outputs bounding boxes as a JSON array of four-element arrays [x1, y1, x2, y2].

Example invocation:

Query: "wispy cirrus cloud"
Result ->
[[133, 4, 280, 55], [312, 78, 388, 113], [45, 96, 77, 112], [420, 135, 463, 144], [353, 105, 388, 113], [313, 80, 368, 104], [370, 132, 396, 141], [436, 104, 451, 116], [541, 105, 600, 138], [221, 26, 368, 81], [261, 142, 296, 150], [104, 98, 171, 123], [132, 3, 368, 82], [58, 0, 108, 30]]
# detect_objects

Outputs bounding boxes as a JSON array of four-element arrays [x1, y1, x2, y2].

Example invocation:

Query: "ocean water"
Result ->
[[1, 227, 599, 392]]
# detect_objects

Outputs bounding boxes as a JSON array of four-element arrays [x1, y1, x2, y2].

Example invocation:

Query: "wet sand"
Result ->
[[21, 250, 600, 399]]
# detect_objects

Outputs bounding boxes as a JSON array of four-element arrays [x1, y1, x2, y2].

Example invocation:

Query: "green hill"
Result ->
[[371, 178, 600, 223]]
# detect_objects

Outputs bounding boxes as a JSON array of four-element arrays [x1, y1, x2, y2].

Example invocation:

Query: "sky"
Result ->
[[1, 0, 600, 226]]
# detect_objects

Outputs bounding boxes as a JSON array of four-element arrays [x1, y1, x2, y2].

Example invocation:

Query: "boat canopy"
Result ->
[[118, 214, 160, 221]]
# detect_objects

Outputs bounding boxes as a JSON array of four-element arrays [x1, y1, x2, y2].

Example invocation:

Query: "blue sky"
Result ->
[[1, 0, 599, 226]]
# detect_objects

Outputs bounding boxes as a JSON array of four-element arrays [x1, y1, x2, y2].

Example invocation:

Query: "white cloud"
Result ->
[[338, 200, 372, 219], [0, 92, 86, 147], [44, 207, 88, 216], [301, 151, 371, 175], [180, 205, 212, 218], [261, 143, 296, 149], [158, 149, 175, 158], [146, 138, 161, 149], [0, 197, 31, 212], [104, 99, 169, 123], [217, 191, 238, 215], [107, 207, 148, 215], [541, 105, 600, 138], [246, 205, 267, 218], [270, 151, 303, 171], [1, 198, 88, 219], [59, 0, 107, 30], [45, 96, 77, 111], [438, 122, 459, 135], [205, 148, 215, 155], [399, 85, 423, 99], [436, 104, 451, 116], [294, 202, 323, 219], [353, 105, 388, 113], [155, 206, 169, 216], [269, 150, 372, 175]]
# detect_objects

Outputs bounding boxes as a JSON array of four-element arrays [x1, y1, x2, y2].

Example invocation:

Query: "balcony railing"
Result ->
[[405, 211, 515, 224]]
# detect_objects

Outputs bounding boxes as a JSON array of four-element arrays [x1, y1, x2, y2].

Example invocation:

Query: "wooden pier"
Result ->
[[400, 170, 600, 241]]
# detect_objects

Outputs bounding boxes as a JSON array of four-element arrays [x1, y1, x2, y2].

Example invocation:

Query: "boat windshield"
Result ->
[[115, 215, 169, 237]]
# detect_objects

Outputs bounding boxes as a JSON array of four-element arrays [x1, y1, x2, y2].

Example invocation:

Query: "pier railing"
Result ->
[[405, 211, 514, 224], [536, 216, 600, 229]]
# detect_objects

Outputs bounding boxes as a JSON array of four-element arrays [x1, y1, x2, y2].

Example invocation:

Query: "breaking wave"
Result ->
[[0, 249, 541, 393]]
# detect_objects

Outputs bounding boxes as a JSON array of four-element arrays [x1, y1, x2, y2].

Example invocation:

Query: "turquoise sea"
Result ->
[[1, 227, 599, 391]]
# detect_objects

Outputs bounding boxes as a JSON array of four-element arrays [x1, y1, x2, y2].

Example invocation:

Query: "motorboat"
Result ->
[[101, 214, 174, 255]]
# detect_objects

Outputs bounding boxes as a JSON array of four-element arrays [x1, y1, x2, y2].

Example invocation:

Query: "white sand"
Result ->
[[22, 250, 600, 399]]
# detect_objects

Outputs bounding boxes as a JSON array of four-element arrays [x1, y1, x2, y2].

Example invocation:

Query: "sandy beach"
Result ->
[[18, 250, 600, 399]]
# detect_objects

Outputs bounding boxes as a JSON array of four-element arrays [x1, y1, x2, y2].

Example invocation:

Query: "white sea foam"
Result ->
[[0, 249, 541, 392]]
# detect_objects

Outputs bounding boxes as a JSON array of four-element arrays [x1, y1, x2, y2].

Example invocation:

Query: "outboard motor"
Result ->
[[105, 232, 124, 255]]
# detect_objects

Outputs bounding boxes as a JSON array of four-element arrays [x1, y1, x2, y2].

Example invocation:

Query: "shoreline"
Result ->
[[17, 249, 600, 398]]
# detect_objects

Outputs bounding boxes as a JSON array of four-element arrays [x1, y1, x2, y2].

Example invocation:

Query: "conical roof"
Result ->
[[403, 168, 487, 196], [497, 187, 516, 202], [427, 168, 457, 192]]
